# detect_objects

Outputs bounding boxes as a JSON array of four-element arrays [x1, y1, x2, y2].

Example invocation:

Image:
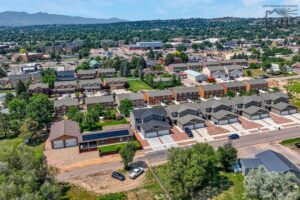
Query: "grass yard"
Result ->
[[244, 69, 266, 78], [128, 79, 153, 92], [290, 98, 300, 110], [280, 137, 300, 145], [0, 89, 15, 94], [61, 184, 98, 200], [213, 173, 245, 200], [82, 118, 128, 132]]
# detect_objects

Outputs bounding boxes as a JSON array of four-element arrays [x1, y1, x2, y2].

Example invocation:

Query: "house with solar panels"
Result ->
[[48, 120, 134, 152]]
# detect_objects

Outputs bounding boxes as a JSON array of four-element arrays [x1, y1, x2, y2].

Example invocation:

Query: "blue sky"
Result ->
[[0, 0, 299, 20]]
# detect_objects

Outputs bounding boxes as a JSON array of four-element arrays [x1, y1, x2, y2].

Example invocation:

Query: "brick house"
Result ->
[[102, 77, 127, 89], [96, 68, 116, 77], [53, 81, 77, 94], [221, 81, 246, 94], [144, 90, 173, 105], [84, 95, 114, 110], [76, 69, 97, 80], [78, 79, 101, 92], [116, 93, 146, 108], [54, 97, 80, 115], [28, 83, 50, 95], [243, 79, 268, 92], [171, 87, 199, 101], [198, 84, 225, 99]]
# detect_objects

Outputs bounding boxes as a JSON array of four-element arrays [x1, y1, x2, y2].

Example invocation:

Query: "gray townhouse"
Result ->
[[171, 87, 199, 102], [199, 100, 238, 125], [223, 65, 243, 79], [166, 103, 205, 130], [116, 93, 146, 108], [228, 95, 269, 120], [84, 95, 114, 110], [76, 69, 97, 80], [202, 66, 226, 79], [54, 97, 80, 115], [78, 79, 101, 92], [260, 92, 297, 115], [130, 107, 171, 138]]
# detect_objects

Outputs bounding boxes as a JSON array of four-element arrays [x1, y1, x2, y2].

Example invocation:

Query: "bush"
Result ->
[[97, 192, 127, 200]]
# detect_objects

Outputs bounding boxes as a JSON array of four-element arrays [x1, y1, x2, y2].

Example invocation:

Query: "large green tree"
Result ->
[[244, 166, 299, 200], [217, 142, 237, 172], [41, 68, 56, 88], [8, 98, 26, 121], [119, 99, 133, 116], [26, 94, 53, 128], [19, 118, 40, 144], [119, 141, 139, 170], [15, 80, 27, 97]]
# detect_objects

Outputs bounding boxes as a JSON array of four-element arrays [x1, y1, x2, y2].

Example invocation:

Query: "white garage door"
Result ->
[[146, 132, 157, 138], [261, 114, 269, 119], [158, 130, 169, 136], [65, 138, 77, 147], [183, 125, 194, 130], [219, 120, 228, 125], [251, 115, 260, 120], [53, 140, 64, 149], [229, 118, 238, 123], [289, 110, 297, 114], [194, 123, 205, 129], [281, 111, 289, 115]]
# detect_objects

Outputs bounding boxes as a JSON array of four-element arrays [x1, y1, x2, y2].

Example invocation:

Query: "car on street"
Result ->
[[184, 127, 194, 137], [228, 134, 240, 140], [259, 75, 269, 79], [129, 167, 144, 179], [112, 171, 125, 181], [295, 142, 300, 148]]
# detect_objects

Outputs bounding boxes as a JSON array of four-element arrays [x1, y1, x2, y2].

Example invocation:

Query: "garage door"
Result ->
[[183, 125, 194, 130], [280, 111, 289, 115], [53, 140, 64, 149], [229, 118, 238, 123], [158, 130, 169, 136], [289, 110, 297, 114], [251, 115, 260, 120], [146, 132, 157, 138], [219, 120, 228, 125], [65, 138, 77, 147], [261, 114, 269, 119], [194, 123, 205, 129]]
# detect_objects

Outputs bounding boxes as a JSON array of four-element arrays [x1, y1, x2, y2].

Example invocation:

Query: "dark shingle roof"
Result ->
[[244, 79, 267, 85], [85, 95, 114, 104], [54, 97, 79, 108], [29, 83, 49, 90], [200, 84, 224, 91], [140, 120, 170, 132], [222, 81, 246, 88], [132, 107, 167, 118], [146, 90, 172, 97], [171, 87, 198, 94], [117, 93, 144, 101]]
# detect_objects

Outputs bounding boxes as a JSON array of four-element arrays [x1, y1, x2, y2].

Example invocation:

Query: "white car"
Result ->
[[128, 167, 144, 179]]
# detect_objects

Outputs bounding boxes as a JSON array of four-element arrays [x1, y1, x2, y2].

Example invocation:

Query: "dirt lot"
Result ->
[[238, 141, 300, 168], [67, 169, 146, 194]]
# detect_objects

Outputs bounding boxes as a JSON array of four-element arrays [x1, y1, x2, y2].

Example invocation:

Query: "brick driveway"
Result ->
[[239, 117, 261, 129], [270, 113, 292, 124], [205, 121, 229, 135]]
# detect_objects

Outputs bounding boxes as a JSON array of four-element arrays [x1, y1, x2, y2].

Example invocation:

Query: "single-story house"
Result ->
[[49, 120, 81, 149], [211, 110, 239, 125], [271, 102, 297, 115]]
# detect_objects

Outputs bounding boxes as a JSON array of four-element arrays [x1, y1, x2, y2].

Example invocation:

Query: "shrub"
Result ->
[[98, 192, 127, 200]]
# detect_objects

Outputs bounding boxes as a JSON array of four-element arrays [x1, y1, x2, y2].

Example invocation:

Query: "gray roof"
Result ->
[[256, 150, 300, 173], [232, 95, 263, 105], [54, 81, 77, 87], [243, 106, 269, 115], [140, 120, 170, 133], [85, 95, 114, 104], [117, 93, 144, 101], [132, 107, 167, 119], [211, 110, 238, 120], [244, 79, 267, 85], [49, 120, 81, 141], [240, 158, 263, 169], [199, 84, 224, 91], [200, 99, 230, 109], [96, 68, 116, 73], [146, 90, 172, 97], [171, 87, 198, 94], [104, 77, 127, 82], [272, 102, 296, 111], [29, 83, 49, 90], [222, 81, 246, 88], [224, 65, 243, 71], [77, 69, 96, 75], [167, 103, 200, 114], [205, 66, 225, 72], [8, 73, 30, 80], [54, 97, 79, 108], [177, 114, 204, 126], [79, 79, 100, 86], [260, 92, 288, 101]]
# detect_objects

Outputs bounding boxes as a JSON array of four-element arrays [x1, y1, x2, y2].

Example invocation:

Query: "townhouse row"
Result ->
[[165, 59, 248, 73], [130, 92, 297, 138], [29, 77, 128, 95]]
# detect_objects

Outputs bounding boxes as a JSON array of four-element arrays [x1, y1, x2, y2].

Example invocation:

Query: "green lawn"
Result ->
[[60, 184, 98, 200], [290, 98, 300, 110], [280, 137, 300, 145], [128, 79, 153, 92], [0, 89, 15, 94], [213, 173, 245, 200]]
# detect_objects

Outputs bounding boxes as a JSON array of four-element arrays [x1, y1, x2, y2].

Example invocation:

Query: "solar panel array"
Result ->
[[82, 129, 130, 141]]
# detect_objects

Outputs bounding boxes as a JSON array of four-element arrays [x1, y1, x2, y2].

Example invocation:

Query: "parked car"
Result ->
[[228, 134, 240, 140], [184, 127, 194, 137], [295, 142, 300, 148], [129, 167, 144, 179], [112, 171, 125, 181], [259, 75, 269, 79]]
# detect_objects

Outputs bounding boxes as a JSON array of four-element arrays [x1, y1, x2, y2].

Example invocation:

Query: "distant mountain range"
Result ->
[[0, 11, 128, 26]]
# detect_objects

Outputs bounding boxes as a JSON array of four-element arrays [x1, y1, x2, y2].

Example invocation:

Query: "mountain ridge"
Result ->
[[0, 11, 128, 26]]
